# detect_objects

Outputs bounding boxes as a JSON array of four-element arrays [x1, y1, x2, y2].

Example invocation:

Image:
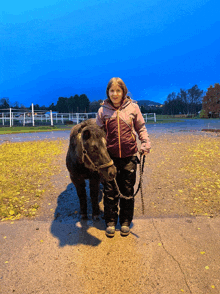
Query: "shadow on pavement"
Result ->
[[50, 182, 106, 247]]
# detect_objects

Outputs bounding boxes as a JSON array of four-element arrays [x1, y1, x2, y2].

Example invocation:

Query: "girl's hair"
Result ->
[[106, 77, 128, 100]]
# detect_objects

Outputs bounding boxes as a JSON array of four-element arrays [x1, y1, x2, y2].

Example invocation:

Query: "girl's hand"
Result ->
[[140, 142, 151, 155]]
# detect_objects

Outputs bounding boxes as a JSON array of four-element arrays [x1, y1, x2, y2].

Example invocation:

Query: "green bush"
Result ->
[[199, 109, 208, 118]]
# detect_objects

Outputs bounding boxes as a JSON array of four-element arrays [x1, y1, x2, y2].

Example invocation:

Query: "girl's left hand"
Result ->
[[140, 142, 151, 155]]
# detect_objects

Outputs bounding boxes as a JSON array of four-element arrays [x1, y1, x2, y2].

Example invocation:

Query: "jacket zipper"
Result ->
[[117, 109, 121, 157], [130, 117, 135, 140]]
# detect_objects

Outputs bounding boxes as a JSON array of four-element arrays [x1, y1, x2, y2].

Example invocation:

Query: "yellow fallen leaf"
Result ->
[[9, 210, 15, 216], [11, 222, 14, 224], [40, 240, 44, 242], [181, 289, 184, 292], [205, 266, 209, 270], [158, 243, 162, 246], [3, 236, 6, 239], [48, 203, 51, 205], [5, 261, 8, 264], [200, 251, 205, 255], [211, 285, 215, 289]]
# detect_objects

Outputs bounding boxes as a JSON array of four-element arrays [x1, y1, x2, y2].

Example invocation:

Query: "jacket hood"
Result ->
[[101, 96, 134, 110]]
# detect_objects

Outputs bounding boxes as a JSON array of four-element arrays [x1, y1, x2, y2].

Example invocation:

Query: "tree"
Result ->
[[68, 95, 79, 113], [187, 85, 203, 114], [34, 104, 40, 110], [78, 94, 90, 112], [56, 97, 69, 113], [89, 100, 103, 112], [48, 103, 57, 111], [0, 98, 10, 109], [13, 101, 20, 109], [202, 83, 220, 117], [178, 89, 188, 114], [162, 92, 177, 115]]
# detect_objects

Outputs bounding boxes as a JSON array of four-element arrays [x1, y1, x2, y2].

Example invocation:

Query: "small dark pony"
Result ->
[[66, 119, 116, 219]]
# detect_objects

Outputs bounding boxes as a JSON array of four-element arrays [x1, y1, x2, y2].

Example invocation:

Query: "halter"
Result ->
[[78, 133, 114, 172]]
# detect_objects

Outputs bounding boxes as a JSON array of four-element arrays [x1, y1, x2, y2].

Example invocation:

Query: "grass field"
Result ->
[[0, 125, 73, 134]]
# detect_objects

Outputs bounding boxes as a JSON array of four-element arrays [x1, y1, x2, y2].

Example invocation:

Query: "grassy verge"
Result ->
[[0, 140, 66, 221], [0, 125, 73, 135], [145, 118, 183, 124]]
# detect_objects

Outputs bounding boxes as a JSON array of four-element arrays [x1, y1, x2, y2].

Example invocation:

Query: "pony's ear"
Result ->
[[82, 129, 91, 141], [77, 121, 87, 133]]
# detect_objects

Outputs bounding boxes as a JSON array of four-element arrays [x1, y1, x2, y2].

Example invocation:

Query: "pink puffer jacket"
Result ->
[[96, 97, 151, 158]]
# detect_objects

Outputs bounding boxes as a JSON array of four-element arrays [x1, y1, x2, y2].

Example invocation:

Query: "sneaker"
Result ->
[[105, 226, 115, 237], [120, 225, 130, 236]]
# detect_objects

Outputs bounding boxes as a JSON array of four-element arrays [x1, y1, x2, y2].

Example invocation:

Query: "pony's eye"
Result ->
[[94, 145, 98, 151], [92, 145, 98, 152]]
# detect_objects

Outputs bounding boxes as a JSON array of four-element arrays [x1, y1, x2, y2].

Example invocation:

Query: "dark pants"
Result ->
[[103, 156, 138, 227]]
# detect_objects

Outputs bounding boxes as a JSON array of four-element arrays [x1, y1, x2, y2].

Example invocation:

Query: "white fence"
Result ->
[[143, 113, 156, 123], [0, 108, 97, 127], [0, 104, 156, 127]]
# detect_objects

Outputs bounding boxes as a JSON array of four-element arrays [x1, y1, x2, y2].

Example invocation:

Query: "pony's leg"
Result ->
[[70, 174, 87, 218], [89, 175, 100, 219]]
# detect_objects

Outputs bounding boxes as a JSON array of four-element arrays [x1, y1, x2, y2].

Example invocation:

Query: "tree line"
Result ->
[[160, 84, 219, 116], [0, 94, 98, 113], [163, 85, 204, 115], [1, 83, 219, 116]]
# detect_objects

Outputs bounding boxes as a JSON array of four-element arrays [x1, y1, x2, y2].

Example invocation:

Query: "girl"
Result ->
[[96, 77, 151, 237]]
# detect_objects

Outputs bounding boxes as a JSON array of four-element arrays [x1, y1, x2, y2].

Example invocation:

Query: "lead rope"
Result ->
[[140, 154, 145, 215], [113, 153, 146, 215]]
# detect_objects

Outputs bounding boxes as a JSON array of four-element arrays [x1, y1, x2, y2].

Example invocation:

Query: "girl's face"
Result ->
[[108, 83, 123, 108]]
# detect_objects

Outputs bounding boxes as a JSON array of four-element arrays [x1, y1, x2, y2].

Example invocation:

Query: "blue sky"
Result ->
[[1, 0, 219, 107]]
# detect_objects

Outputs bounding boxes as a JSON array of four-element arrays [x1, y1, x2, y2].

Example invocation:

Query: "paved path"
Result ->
[[1, 217, 220, 293], [0, 119, 220, 144]]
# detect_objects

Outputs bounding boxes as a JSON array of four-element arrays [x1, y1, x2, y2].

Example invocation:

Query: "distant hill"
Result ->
[[136, 100, 162, 106]]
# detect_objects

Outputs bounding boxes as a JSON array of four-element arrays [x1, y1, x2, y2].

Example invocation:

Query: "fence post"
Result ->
[[154, 113, 156, 122], [50, 110, 53, 126], [10, 108, 12, 127], [76, 113, 79, 124], [23, 113, 26, 126], [32, 103, 35, 126], [2, 113, 4, 126], [56, 113, 57, 124], [61, 115, 64, 124]]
